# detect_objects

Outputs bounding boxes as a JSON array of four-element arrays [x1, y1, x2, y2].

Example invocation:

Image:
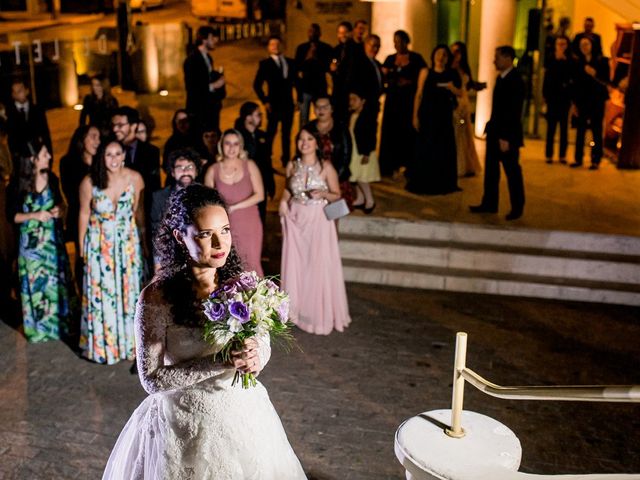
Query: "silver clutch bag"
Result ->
[[323, 198, 350, 221]]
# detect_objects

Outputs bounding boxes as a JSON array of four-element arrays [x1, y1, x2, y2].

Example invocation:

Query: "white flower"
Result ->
[[227, 317, 244, 333], [211, 330, 235, 353]]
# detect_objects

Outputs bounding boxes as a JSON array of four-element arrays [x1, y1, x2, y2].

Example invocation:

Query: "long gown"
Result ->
[[378, 51, 427, 176], [213, 161, 264, 276], [453, 72, 482, 177], [79, 183, 143, 364], [102, 284, 306, 480], [13, 176, 76, 342], [280, 160, 351, 335], [406, 68, 461, 195]]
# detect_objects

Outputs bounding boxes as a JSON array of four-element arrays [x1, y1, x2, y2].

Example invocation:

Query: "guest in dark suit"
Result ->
[[570, 36, 610, 170], [234, 102, 275, 225], [150, 148, 199, 270], [294, 24, 333, 128], [572, 17, 603, 58], [183, 26, 226, 134], [543, 35, 573, 164], [6, 79, 52, 167], [253, 35, 296, 168], [112, 106, 160, 263], [329, 22, 362, 123], [470, 46, 526, 221], [357, 35, 384, 130]]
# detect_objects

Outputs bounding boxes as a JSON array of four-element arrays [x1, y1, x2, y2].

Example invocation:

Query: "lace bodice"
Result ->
[[287, 159, 328, 205], [134, 283, 271, 394]]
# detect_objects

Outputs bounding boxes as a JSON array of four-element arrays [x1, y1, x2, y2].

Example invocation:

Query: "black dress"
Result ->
[[379, 51, 427, 176], [406, 68, 461, 195]]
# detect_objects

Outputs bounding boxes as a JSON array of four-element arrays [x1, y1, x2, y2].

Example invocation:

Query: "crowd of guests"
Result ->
[[542, 16, 611, 170], [0, 16, 619, 364]]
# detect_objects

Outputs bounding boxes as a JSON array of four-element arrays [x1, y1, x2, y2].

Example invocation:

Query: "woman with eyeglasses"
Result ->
[[204, 129, 265, 275], [78, 139, 145, 364]]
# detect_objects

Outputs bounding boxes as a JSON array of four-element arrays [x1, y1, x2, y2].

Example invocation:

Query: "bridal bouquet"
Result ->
[[202, 271, 292, 388]]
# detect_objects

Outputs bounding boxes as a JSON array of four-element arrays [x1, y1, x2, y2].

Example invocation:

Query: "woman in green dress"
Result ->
[[7, 140, 76, 342]]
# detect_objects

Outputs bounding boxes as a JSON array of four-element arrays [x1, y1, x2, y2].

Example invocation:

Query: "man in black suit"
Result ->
[[470, 46, 526, 221], [294, 23, 333, 128], [6, 79, 52, 166], [183, 26, 226, 134], [357, 34, 384, 125], [253, 35, 296, 167], [330, 21, 362, 123], [234, 101, 274, 225], [572, 17, 603, 58]]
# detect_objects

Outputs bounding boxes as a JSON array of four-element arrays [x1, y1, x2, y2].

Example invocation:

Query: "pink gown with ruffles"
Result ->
[[280, 159, 351, 335], [213, 161, 264, 276]]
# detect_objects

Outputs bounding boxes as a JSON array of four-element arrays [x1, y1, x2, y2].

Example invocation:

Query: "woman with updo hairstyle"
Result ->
[[279, 126, 351, 335], [6, 139, 76, 342], [203, 128, 265, 275], [77, 138, 145, 364], [102, 184, 306, 479]]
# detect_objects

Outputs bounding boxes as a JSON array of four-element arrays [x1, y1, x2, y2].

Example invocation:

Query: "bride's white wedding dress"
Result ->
[[103, 289, 307, 480]]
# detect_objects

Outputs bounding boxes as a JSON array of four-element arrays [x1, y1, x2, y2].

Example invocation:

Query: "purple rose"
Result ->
[[221, 282, 238, 298], [277, 299, 289, 323], [237, 271, 258, 290], [229, 301, 250, 323], [204, 301, 226, 322]]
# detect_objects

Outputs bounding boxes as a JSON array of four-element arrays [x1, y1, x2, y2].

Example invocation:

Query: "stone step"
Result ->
[[339, 216, 640, 257], [338, 216, 640, 306], [339, 237, 640, 285], [342, 259, 640, 307]]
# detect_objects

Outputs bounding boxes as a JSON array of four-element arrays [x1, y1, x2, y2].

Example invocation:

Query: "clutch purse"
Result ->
[[323, 198, 350, 221]]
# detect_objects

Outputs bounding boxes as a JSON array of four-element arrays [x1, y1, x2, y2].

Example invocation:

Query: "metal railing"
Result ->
[[446, 332, 640, 438]]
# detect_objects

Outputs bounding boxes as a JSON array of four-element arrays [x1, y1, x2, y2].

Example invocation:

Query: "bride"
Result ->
[[103, 184, 306, 479]]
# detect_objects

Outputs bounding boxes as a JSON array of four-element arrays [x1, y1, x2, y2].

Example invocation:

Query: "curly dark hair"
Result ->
[[154, 184, 244, 326], [91, 137, 123, 190]]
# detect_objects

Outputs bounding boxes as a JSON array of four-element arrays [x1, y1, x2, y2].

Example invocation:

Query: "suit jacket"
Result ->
[[351, 109, 377, 157], [356, 55, 384, 104], [126, 140, 161, 195], [150, 185, 175, 239], [571, 55, 610, 109], [6, 101, 52, 161], [253, 56, 296, 110], [183, 50, 226, 118], [294, 40, 333, 98], [486, 68, 525, 147], [237, 126, 275, 198]]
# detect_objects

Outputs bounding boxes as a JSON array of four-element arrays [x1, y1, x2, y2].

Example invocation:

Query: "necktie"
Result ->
[[19, 107, 27, 123]]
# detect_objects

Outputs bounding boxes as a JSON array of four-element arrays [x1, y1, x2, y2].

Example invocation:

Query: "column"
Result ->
[[618, 23, 640, 169], [474, 0, 517, 136]]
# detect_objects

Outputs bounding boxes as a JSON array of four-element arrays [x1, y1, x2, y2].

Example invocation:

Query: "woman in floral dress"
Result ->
[[78, 139, 145, 364], [7, 140, 76, 342]]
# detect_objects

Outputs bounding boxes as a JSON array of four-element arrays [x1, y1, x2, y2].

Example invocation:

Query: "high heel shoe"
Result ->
[[363, 203, 376, 214], [351, 202, 365, 211]]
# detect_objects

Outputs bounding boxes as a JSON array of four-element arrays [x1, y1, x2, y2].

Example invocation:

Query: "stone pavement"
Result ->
[[1, 284, 639, 479]]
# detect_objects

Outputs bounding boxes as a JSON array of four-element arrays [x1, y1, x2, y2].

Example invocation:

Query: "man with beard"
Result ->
[[150, 148, 200, 271]]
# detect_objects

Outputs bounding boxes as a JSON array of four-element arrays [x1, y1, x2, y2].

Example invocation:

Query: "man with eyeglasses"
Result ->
[[150, 148, 201, 270]]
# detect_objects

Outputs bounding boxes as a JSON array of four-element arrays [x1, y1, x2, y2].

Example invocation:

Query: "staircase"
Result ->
[[339, 216, 640, 306]]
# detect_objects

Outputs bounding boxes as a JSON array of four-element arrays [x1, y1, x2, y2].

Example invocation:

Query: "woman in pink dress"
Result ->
[[279, 127, 351, 335], [204, 129, 264, 276]]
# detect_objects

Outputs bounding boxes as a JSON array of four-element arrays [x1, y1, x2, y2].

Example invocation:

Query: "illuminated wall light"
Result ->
[[159, 89, 169, 96], [73, 104, 84, 111], [589, 141, 595, 147]]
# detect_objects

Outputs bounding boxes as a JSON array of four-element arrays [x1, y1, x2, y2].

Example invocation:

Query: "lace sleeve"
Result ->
[[135, 288, 227, 394], [255, 332, 271, 373]]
